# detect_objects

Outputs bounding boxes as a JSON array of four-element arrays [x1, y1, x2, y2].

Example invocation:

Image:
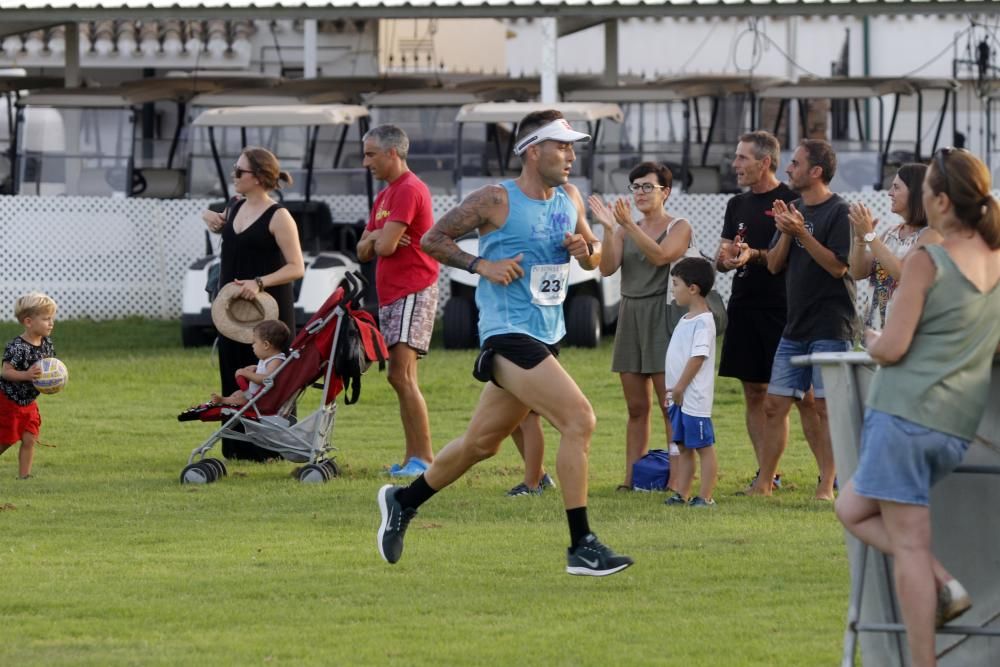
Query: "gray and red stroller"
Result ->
[[177, 272, 387, 484]]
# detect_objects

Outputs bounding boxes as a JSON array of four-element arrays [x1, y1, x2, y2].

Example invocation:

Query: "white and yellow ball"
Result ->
[[33, 357, 68, 395]]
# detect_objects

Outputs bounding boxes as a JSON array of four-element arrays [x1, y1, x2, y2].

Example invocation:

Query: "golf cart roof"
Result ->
[[976, 80, 1000, 99], [191, 104, 369, 128], [15, 88, 135, 109], [660, 74, 786, 98], [563, 75, 785, 103], [456, 102, 624, 124], [189, 90, 309, 107], [120, 72, 280, 104], [366, 89, 484, 107], [758, 77, 914, 100], [272, 75, 438, 104], [903, 78, 960, 92], [0, 70, 63, 94]]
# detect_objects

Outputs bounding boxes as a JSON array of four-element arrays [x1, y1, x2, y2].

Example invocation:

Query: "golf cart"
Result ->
[[11, 88, 145, 197], [180, 103, 374, 346], [565, 75, 784, 195], [756, 76, 958, 191], [443, 102, 624, 349], [1, 70, 62, 194]]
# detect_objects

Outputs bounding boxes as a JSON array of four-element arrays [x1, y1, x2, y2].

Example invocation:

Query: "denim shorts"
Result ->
[[851, 409, 969, 506], [668, 404, 715, 449], [767, 337, 851, 399]]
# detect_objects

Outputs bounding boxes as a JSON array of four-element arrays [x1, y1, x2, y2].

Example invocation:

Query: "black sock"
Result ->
[[394, 474, 437, 511], [566, 507, 591, 549]]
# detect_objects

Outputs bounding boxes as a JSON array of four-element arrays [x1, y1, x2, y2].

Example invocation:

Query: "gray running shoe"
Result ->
[[688, 496, 717, 508], [377, 484, 416, 564], [566, 533, 634, 577], [539, 473, 557, 489], [664, 493, 688, 506], [506, 483, 543, 497]]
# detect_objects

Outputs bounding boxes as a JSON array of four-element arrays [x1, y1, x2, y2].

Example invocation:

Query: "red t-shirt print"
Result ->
[[365, 171, 440, 306]]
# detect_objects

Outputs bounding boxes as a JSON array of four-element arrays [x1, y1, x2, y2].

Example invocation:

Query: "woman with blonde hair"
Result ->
[[835, 148, 1000, 667], [201, 146, 305, 461], [588, 162, 693, 490]]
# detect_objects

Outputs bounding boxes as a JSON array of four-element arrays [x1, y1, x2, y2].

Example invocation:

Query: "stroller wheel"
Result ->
[[297, 464, 329, 484], [202, 458, 228, 479], [321, 459, 341, 478], [180, 463, 210, 485], [199, 460, 220, 483]]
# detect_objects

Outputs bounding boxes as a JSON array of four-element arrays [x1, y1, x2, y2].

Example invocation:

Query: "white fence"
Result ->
[[0, 190, 910, 321]]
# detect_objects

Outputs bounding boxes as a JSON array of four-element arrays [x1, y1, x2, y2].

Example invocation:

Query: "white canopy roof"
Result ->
[[191, 103, 368, 127], [0, 0, 992, 33]]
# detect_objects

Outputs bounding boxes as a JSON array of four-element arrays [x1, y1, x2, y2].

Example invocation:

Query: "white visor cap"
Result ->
[[514, 118, 591, 156]]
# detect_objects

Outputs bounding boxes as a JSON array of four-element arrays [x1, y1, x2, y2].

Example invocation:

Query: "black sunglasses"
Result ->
[[232, 165, 254, 178]]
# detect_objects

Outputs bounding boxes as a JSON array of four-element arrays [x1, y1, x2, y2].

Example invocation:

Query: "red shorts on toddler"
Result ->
[[0, 391, 41, 444]]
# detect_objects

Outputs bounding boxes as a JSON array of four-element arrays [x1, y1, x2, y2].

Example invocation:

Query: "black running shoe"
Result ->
[[377, 484, 416, 564], [566, 533, 634, 577]]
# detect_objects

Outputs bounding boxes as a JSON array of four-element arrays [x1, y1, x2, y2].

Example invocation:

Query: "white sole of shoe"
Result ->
[[376, 484, 392, 563], [566, 562, 633, 577]]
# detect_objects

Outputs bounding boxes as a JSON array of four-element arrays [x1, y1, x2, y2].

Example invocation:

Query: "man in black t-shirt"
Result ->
[[747, 139, 858, 500], [715, 132, 822, 491]]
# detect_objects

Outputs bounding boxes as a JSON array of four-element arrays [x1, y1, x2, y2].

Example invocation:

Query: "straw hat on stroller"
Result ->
[[212, 282, 280, 343]]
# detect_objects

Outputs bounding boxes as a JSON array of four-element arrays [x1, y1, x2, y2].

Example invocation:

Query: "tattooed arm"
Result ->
[[421, 185, 525, 285]]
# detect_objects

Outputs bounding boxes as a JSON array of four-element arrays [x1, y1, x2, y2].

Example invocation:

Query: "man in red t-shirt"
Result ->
[[357, 124, 440, 477]]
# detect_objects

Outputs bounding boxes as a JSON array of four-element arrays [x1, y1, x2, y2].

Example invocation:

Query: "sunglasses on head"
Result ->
[[933, 146, 970, 196], [627, 182, 666, 194], [232, 165, 254, 178]]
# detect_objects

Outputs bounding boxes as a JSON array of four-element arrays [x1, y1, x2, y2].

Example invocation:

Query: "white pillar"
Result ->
[[540, 17, 558, 105], [64, 22, 80, 87], [786, 17, 799, 147], [303, 19, 318, 79]]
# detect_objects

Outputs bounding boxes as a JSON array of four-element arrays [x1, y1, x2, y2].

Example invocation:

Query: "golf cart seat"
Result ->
[[134, 168, 186, 199]]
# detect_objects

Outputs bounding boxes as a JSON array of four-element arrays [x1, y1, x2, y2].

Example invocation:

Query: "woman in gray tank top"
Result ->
[[835, 149, 1000, 667], [588, 162, 694, 491]]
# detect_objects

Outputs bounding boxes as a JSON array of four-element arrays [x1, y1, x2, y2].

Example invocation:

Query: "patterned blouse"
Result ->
[[857, 225, 927, 331], [1, 336, 55, 405]]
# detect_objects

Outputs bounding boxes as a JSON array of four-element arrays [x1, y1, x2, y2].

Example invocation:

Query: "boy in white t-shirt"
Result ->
[[663, 257, 718, 507]]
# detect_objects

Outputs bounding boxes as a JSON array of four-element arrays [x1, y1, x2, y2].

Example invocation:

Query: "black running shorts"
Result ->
[[473, 334, 560, 386]]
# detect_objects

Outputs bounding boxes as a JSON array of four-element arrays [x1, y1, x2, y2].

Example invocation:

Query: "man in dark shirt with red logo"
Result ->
[[358, 125, 440, 477], [716, 131, 822, 494]]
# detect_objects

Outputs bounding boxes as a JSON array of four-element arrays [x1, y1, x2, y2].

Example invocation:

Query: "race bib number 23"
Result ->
[[530, 263, 570, 306]]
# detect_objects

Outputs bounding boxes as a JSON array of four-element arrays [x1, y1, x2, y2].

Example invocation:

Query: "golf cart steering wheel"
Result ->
[[130, 169, 148, 196]]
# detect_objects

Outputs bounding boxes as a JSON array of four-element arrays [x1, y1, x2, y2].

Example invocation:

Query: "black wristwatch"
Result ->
[[255, 276, 265, 292], [586, 241, 595, 256], [467, 257, 482, 274]]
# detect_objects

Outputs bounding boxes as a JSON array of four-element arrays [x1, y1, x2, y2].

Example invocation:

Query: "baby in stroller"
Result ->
[[210, 320, 290, 407], [177, 272, 389, 484]]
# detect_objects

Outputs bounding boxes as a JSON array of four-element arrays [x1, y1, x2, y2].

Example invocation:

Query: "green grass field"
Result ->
[[0, 320, 849, 666]]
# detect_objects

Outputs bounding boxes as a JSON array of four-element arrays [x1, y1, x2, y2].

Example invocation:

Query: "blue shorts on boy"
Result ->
[[668, 403, 715, 449], [851, 408, 969, 507]]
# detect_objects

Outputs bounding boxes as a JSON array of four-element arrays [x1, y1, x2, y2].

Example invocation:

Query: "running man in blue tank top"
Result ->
[[375, 109, 633, 577]]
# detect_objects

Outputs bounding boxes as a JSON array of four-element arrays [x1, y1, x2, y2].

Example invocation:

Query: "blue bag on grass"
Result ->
[[632, 449, 670, 491]]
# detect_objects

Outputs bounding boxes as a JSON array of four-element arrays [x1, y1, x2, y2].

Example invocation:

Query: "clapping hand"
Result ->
[[613, 198, 636, 229], [773, 200, 806, 238], [848, 202, 877, 238], [588, 194, 615, 230]]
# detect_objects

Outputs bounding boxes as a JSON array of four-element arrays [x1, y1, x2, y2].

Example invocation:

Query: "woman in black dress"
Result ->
[[202, 147, 304, 460]]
